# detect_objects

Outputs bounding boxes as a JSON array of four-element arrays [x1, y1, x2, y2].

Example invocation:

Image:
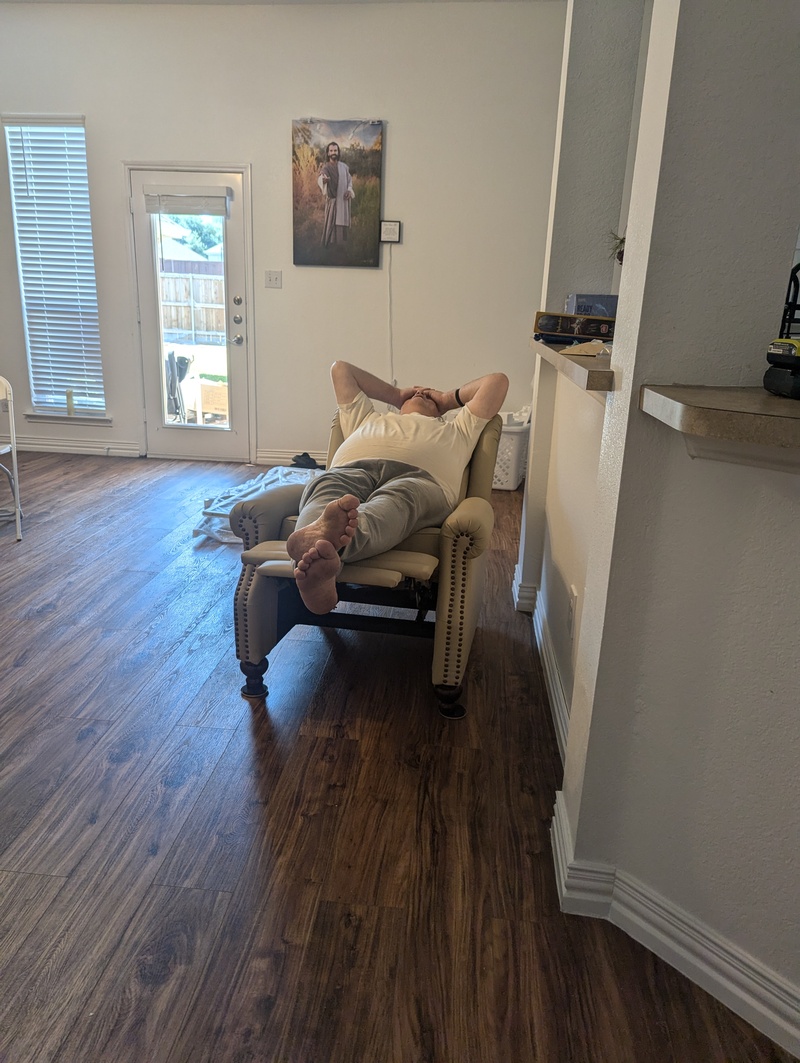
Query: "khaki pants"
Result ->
[[295, 459, 450, 563]]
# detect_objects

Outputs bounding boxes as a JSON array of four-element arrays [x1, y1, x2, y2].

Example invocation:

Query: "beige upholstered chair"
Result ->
[[0, 376, 22, 541], [230, 412, 502, 717]]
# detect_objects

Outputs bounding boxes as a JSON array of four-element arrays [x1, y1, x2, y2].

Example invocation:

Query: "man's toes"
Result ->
[[313, 538, 339, 561]]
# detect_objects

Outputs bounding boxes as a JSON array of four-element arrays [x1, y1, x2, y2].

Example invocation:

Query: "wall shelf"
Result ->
[[640, 384, 800, 472], [530, 338, 614, 397]]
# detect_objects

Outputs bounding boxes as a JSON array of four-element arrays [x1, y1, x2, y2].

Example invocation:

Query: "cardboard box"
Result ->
[[200, 381, 229, 418], [565, 294, 618, 317]]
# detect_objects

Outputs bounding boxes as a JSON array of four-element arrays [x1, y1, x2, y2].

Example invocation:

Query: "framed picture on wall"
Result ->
[[292, 118, 383, 268]]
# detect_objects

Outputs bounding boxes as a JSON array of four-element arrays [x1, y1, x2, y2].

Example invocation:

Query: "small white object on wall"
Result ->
[[380, 220, 401, 243]]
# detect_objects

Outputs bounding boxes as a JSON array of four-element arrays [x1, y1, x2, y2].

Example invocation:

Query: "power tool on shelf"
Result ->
[[763, 262, 800, 398]]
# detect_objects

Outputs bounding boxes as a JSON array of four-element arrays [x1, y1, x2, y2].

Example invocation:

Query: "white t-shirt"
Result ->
[[331, 391, 489, 508]]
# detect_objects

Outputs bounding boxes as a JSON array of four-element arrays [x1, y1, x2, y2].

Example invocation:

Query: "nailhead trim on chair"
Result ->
[[233, 563, 257, 662], [233, 514, 258, 553], [441, 532, 474, 686]]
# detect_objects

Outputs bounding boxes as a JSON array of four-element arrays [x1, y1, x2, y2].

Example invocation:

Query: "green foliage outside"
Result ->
[[168, 215, 223, 258]]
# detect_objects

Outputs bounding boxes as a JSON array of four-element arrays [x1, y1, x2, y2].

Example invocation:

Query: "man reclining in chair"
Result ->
[[286, 361, 508, 614]]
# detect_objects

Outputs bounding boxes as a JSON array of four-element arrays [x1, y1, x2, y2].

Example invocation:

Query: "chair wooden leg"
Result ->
[[240, 657, 268, 700], [434, 682, 465, 720]]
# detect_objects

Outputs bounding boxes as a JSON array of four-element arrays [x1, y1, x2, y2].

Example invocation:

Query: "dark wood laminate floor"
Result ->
[[0, 452, 794, 1063]]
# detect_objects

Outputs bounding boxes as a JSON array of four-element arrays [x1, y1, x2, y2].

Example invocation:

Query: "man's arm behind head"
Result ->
[[330, 361, 405, 408], [426, 373, 509, 420], [463, 372, 509, 419]]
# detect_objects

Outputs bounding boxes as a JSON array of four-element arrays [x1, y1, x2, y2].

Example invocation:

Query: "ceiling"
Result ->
[[2, 0, 545, 5]]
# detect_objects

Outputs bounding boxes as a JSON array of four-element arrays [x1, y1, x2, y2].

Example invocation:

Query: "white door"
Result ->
[[129, 168, 252, 460]]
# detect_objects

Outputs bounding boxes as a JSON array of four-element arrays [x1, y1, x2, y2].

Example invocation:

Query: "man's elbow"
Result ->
[[331, 360, 359, 393], [490, 372, 509, 409], [474, 373, 508, 418]]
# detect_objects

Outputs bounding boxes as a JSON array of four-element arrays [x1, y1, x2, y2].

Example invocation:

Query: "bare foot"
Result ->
[[286, 494, 359, 563], [294, 539, 341, 614]]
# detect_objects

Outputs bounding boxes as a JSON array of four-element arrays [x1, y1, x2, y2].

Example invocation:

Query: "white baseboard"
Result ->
[[512, 561, 537, 613], [16, 436, 141, 457], [255, 449, 327, 467], [533, 594, 569, 764], [551, 791, 616, 917], [551, 791, 800, 1057]]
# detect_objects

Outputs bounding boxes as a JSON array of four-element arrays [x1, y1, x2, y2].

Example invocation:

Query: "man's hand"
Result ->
[[415, 376, 509, 419], [396, 386, 420, 407], [418, 388, 452, 415]]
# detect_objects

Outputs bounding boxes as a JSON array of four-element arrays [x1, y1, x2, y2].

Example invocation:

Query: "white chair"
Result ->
[[0, 376, 22, 540]]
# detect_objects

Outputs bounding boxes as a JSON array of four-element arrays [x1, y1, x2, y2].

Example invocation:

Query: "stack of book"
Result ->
[[533, 310, 615, 343]]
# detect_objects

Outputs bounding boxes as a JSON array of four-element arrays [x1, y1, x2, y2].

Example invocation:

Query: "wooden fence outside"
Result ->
[[159, 270, 226, 345]]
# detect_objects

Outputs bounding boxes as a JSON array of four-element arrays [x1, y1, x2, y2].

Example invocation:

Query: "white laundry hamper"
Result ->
[[492, 410, 531, 490]]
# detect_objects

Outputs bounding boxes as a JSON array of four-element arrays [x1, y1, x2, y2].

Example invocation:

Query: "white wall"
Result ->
[[549, 0, 800, 1049], [520, 0, 647, 708], [0, 1, 565, 460], [541, 0, 647, 312], [540, 375, 603, 700]]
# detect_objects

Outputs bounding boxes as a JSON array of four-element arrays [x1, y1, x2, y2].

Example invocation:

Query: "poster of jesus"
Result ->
[[292, 118, 383, 268]]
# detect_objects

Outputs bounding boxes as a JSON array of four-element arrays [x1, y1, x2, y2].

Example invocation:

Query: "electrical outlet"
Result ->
[[265, 270, 282, 289], [567, 585, 578, 638]]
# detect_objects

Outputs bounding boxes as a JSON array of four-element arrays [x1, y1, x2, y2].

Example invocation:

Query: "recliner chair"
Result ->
[[230, 411, 502, 717]]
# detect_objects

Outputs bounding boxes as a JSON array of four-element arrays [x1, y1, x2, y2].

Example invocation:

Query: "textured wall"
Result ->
[[564, 0, 800, 987], [0, 1, 566, 458], [540, 375, 604, 700], [541, 0, 647, 313]]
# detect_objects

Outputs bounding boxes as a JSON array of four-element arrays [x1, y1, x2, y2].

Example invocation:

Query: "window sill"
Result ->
[[25, 410, 113, 426]]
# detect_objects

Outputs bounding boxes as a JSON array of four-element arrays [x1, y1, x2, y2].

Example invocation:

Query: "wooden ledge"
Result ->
[[640, 384, 800, 472], [530, 338, 614, 395]]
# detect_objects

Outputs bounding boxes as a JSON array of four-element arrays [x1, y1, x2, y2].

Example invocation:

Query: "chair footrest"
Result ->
[[252, 541, 439, 589], [241, 540, 294, 565]]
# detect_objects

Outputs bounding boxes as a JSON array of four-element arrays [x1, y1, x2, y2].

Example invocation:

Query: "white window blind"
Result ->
[[142, 185, 231, 217], [3, 118, 106, 412]]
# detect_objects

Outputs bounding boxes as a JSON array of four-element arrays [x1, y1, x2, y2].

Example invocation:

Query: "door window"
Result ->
[[129, 169, 251, 461]]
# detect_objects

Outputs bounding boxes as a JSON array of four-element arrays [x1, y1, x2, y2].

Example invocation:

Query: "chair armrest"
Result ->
[[434, 495, 495, 688], [439, 496, 494, 558], [466, 414, 502, 500], [229, 483, 306, 551]]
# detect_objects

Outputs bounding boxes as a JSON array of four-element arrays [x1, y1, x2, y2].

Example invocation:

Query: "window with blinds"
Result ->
[[3, 117, 106, 413]]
